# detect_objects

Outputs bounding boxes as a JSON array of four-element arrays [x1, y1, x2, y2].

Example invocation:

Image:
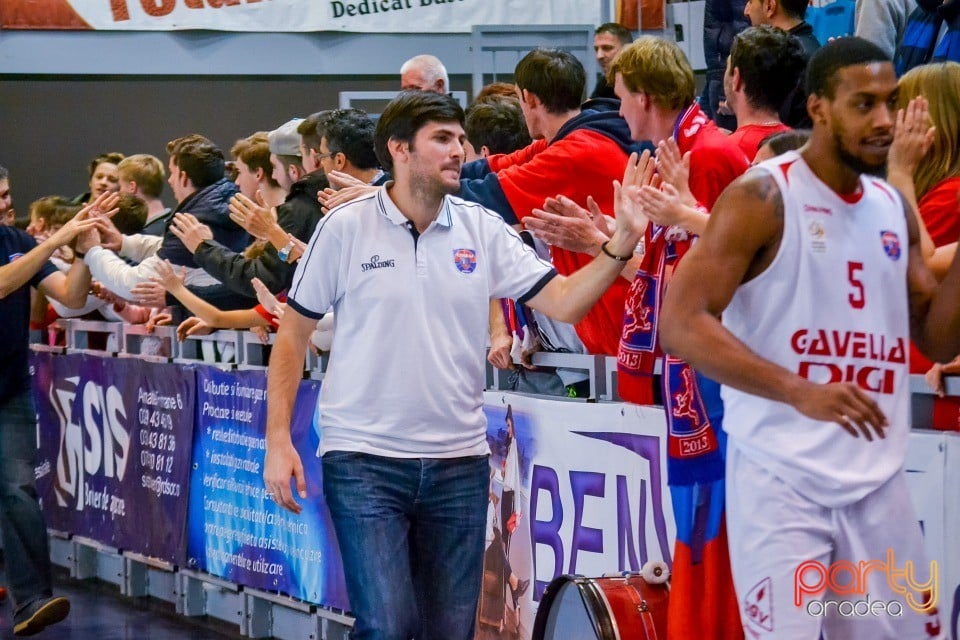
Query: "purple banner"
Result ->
[[32, 352, 196, 564], [187, 366, 348, 609]]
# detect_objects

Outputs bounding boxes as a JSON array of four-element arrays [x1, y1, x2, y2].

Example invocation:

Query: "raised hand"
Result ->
[[326, 170, 366, 189], [252, 277, 283, 317], [655, 138, 695, 207], [92, 217, 123, 251], [82, 191, 122, 220], [525, 194, 610, 255], [610, 152, 653, 247], [229, 194, 279, 241], [152, 259, 187, 291], [888, 96, 936, 179], [50, 197, 109, 249], [130, 280, 169, 308], [169, 212, 213, 253], [73, 219, 102, 256], [632, 182, 707, 236], [317, 184, 377, 215]]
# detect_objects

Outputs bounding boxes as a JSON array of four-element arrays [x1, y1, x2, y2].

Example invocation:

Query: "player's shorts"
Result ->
[[725, 443, 941, 640]]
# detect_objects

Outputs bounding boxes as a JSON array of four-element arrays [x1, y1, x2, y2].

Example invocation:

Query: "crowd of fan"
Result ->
[[0, 13, 957, 401]]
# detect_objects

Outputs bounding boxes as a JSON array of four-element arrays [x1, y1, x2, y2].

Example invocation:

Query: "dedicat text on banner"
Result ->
[[0, 0, 595, 33], [479, 392, 675, 638], [31, 352, 196, 564], [187, 366, 348, 609]]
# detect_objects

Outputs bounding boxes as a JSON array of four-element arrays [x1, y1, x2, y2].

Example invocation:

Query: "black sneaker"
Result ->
[[13, 596, 70, 636]]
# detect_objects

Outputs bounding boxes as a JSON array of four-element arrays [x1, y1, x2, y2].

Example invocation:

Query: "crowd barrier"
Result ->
[[28, 319, 960, 639]]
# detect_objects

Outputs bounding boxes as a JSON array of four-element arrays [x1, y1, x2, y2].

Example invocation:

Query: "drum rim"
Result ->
[[531, 574, 625, 640]]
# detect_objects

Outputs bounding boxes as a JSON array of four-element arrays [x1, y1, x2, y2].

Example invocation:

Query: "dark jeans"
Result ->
[[0, 391, 53, 609], [322, 451, 489, 640]]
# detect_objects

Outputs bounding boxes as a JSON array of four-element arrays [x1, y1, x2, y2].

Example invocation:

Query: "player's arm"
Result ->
[[907, 194, 960, 362], [660, 171, 887, 438]]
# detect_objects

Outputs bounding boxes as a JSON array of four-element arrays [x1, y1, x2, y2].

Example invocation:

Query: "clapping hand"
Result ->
[[169, 212, 213, 254], [229, 194, 279, 241]]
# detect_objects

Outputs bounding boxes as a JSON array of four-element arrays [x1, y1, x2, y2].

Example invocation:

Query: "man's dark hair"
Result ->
[[111, 194, 148, 235], [806, 37, 890, 99], [595, 22, 633, 45], [731, 26, 807, 113], [0, 165, 8, 181], [297, 110, 333, 153], [465, 97, 532, 155], [375, 91, 465, 173], [166, 134, 225, 190], [324, 109, 380, 170], [88, 152, 125, 176], [514, 49, 585, 115], [779, 0, 808, 20], [759, 128, 811, 155]]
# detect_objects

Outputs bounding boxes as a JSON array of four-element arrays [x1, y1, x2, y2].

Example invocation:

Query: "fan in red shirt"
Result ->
[[724, 26, 807, 161], [887, 62, 960, 427], [524, 37, 750, 639]]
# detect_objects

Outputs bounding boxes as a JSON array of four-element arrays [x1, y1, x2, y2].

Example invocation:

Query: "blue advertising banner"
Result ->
[[31, 352, 196, 564], [187, 366, 348, 609]]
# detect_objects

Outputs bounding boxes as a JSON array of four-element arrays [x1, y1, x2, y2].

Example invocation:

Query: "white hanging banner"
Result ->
[[0, 0, 596, 32], [480, 392, 675, 636]]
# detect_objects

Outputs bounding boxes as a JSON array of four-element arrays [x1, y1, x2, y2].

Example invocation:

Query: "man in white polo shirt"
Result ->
[[263, 90, 647, 638]]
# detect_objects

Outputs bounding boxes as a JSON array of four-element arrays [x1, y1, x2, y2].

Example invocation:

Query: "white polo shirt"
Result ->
[[288, 186, 556, 458]]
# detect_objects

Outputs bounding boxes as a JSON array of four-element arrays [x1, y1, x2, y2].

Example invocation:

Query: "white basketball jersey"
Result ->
[[721, 151, 910, 508]]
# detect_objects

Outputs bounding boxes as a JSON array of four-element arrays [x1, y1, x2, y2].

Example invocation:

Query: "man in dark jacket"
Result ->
[[702, 0, 750, 130], [81, 134, 246, 300]]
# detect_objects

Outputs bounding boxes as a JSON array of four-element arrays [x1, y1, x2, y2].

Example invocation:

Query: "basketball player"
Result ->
[[660, 38, 960, 639]]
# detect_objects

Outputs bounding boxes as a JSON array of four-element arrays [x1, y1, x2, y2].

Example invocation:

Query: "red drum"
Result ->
[[532, 572, 669, 640]]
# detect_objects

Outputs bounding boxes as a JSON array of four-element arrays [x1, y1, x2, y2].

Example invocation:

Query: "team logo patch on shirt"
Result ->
[[453, 248, 477, 274], [8, 252, 23, 262], [880, 230, 901, 260]]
